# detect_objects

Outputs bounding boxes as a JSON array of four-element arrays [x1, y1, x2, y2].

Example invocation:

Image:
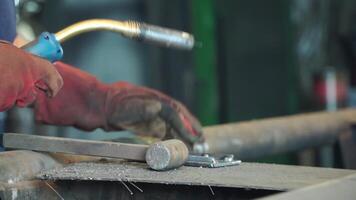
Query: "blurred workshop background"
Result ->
[[3, 0, 356, 167]]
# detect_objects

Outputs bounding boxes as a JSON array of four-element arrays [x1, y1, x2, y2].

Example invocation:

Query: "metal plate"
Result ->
[[37, 161, 356, 191], [259, 173, 356, 200]]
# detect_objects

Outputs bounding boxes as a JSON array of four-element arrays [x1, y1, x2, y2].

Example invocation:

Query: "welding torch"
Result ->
[[22, 19, 195, 62]]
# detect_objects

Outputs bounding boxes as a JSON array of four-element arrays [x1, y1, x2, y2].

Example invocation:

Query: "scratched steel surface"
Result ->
[[37, 161, 356, 191], [258, 173, 356, 200]]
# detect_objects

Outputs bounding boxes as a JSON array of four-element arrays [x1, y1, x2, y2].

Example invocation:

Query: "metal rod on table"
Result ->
[[3, 133, 148, 161], [195, 109, 356, 159]]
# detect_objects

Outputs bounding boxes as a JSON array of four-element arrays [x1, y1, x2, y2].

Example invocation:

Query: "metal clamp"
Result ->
[[185, 154, 242, 168]]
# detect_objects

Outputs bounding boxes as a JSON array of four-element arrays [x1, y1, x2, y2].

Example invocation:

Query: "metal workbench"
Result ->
[[0, 150, 355, 199]]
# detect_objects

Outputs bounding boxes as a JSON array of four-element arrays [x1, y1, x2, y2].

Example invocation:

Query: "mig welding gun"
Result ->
[[22, 19, 195, 62]]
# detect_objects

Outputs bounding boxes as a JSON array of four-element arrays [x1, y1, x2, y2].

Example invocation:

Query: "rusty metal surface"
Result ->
[[196, 109, 356, 159], [259, 173, 356, 200], [4, 133, 148, 161], [37, 161, 356, 191]]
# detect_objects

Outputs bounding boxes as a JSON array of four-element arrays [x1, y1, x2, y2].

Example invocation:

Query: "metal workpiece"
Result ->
[[4, 134, 190, 171], [54, 19, 194, 50], [185, 154, 241, 168], [146, 139, 189, 171], [3, 133, 148, 161], [195, 109, 356, 159]]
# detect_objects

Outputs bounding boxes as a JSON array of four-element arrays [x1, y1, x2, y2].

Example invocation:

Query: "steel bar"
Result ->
[[195, 109, 356, 159], [3, 133, 148, 161]]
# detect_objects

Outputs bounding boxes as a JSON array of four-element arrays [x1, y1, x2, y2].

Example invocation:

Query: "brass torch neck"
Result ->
[[54, 19, 194, 50]]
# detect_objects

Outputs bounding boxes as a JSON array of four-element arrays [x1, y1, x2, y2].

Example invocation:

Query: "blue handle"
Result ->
[[22, 32, 63, 62]]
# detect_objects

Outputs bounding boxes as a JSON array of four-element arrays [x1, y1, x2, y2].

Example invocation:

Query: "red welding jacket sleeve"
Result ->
[[34, 62, 109, 131], [0, 41, 63, 111], [34, 62, 203, 144]]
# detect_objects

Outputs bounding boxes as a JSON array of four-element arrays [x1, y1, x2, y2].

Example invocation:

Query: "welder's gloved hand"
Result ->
[[105, 83, 204, 146], [35, 62, 204, 146], [0, 41, 63, 111]]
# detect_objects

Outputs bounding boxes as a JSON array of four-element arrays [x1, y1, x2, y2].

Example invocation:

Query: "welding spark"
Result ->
[[128, 181, 143, 193], [120, 180, 134, 195], [45, 181, 64, 200], [208, 185, 215, 196]]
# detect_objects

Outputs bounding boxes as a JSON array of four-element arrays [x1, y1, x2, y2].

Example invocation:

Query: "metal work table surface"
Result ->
[[37, 160, 356, 191]]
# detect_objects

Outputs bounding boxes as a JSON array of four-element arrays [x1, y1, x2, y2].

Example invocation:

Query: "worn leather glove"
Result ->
[[0, 41, 63, 111], [35, 62, 204, 146]]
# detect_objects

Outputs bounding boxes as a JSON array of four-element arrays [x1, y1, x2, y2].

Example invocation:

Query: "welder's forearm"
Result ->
[[34, 62, 109, 131]]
